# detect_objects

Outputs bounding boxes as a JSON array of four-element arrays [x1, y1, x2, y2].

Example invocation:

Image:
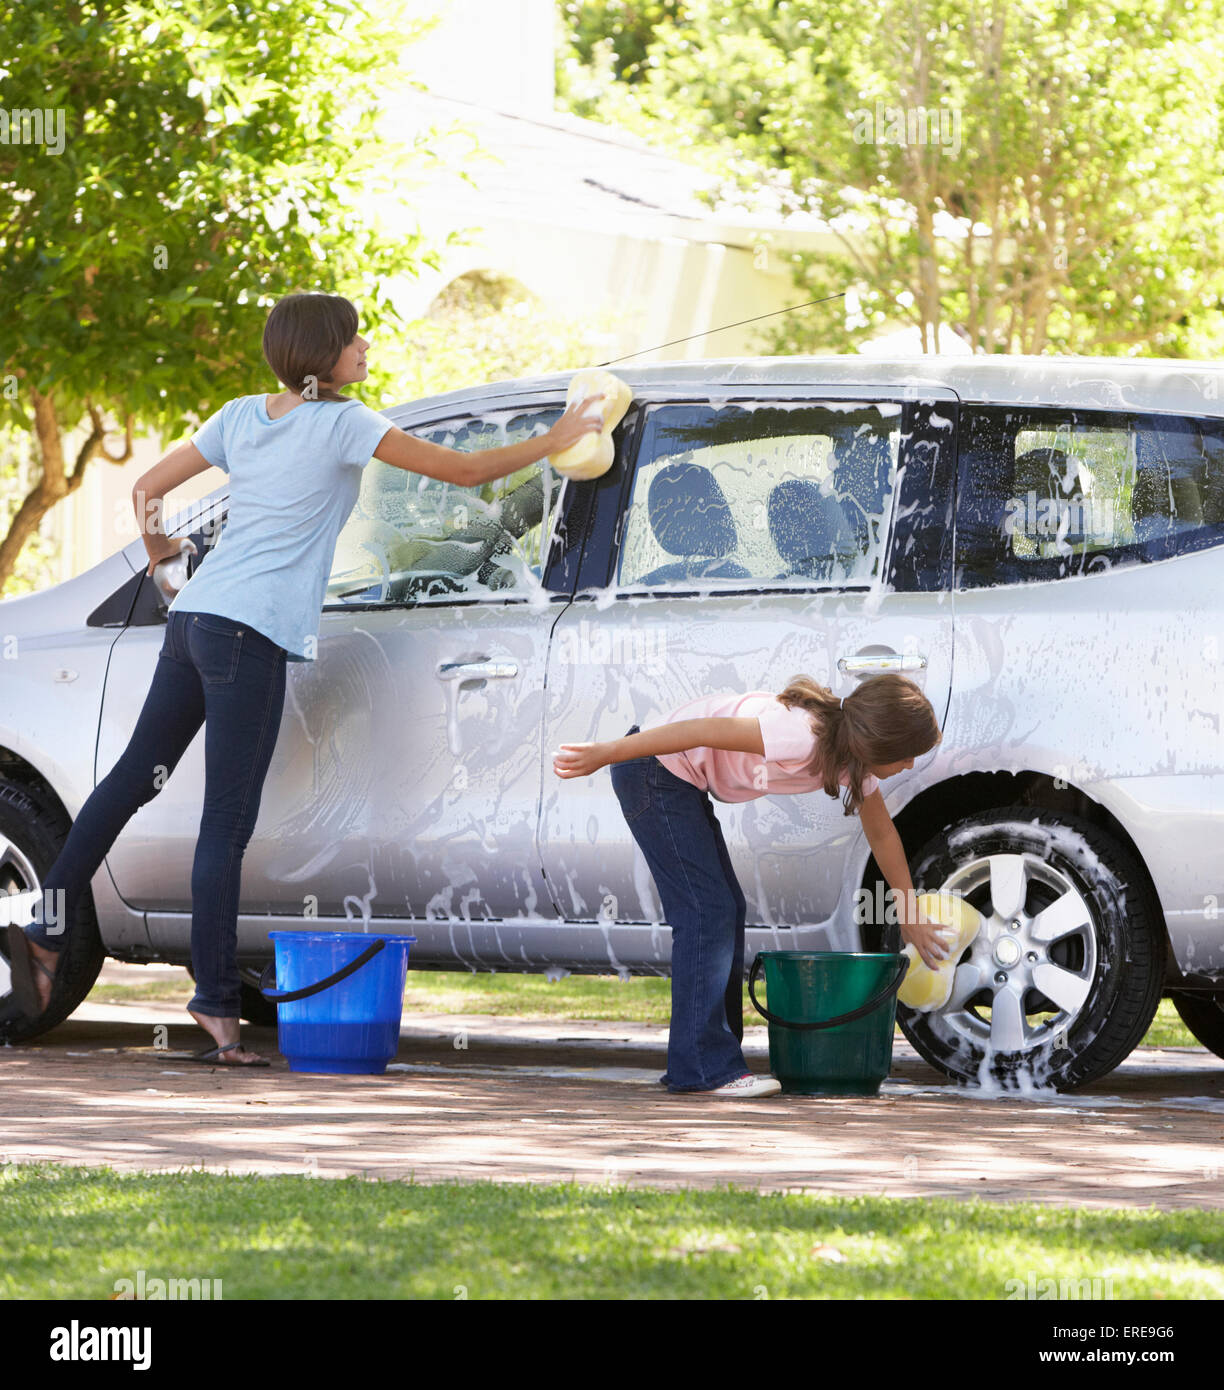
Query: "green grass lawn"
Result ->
[[2, 1165, 1220, 1300], [89, 972, 1205, 1049]]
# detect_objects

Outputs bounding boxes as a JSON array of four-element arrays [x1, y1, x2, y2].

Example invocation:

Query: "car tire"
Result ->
[[895, 804, 1165, 1091], [239, 968, 278, 1027], [0, 780, 106, 1044], [1169, 991, 1224, 1060]]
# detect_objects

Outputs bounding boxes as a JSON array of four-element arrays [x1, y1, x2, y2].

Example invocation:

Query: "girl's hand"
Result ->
[[552, 742, 610, 779], [900, 912, 952, 972], [545, 395, 606, 455]]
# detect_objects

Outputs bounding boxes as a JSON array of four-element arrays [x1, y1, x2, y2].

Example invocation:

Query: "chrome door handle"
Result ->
[[437, 660, 519, 681], [838, 653, 927, 673]]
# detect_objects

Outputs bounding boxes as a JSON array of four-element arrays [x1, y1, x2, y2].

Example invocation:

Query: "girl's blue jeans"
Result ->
[[25, 610, 287, 1018], [610, 728, 749, 1091]]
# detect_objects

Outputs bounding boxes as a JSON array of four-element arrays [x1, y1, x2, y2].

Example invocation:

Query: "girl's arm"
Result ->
[[557, 722, 948, 969], [373, 395, 605, 487], [553, 717, 765, 778], [858, 789, 949, 970], [132, 441, 216, 575]]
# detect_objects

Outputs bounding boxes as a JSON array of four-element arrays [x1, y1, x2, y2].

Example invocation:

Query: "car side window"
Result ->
[[956, 406, 1224, 588], [616, 401, 901, 588], [1132, 413, 1224, 547], [89, 510, 228, 628], [325, 405, 564, 605]]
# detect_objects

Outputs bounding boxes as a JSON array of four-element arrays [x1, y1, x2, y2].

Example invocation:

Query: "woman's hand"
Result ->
[[552, 742, 611, 779], [900, 912, 952, 972], [144, 535, 196, 578], [544, 395, 606, 455]]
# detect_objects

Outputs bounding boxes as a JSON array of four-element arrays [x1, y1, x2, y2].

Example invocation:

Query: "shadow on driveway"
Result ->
[[1, 996, 1221, 1209]]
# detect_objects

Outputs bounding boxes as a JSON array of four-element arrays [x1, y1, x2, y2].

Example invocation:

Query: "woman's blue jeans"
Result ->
[[25, 610, 287, 1018], [610, 728, 748, 1091]]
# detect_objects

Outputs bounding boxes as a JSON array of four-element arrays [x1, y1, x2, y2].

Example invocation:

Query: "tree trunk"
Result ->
[[0, 388, 134, 594]]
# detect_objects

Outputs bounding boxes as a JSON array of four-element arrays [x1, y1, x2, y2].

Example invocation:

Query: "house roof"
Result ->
[[382, 86, 835, 249]]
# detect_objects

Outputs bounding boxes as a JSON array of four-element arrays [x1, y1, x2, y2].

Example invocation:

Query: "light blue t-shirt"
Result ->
[[170, 393, 393, 660]]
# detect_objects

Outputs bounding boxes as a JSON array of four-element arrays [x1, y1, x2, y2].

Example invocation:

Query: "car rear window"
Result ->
[[956, 406, 1224, 586]]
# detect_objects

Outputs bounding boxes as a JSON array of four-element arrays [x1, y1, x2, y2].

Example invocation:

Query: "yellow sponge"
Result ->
[[547, 370, 633, 480], [897, 891, 983, 1012]]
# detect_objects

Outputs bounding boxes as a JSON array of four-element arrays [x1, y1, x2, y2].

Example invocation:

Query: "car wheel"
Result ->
[[1169, 991, 1224, 1060], [0, 780, 105, 1044], [239, 967, 278, 1027], [896, 804, 1165, 1091]]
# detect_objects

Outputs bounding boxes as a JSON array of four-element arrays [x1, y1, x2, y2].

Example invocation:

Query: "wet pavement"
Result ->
[[2, 968, 1222, 1210]]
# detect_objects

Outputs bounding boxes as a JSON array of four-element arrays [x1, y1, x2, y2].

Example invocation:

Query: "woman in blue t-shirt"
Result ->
[[8, 292, 604, 1064]]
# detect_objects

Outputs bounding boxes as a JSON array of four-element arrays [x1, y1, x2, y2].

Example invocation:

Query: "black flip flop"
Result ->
[[182, 1040, 270, 1068], [6, 922, 56, 1016]]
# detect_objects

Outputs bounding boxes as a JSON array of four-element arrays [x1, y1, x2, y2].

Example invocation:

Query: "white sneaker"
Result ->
[[710, 1073, 782, 1098]]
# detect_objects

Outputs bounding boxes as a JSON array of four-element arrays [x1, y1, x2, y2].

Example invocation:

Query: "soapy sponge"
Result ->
[[547, 370, 633, 480], [897, 891, 983, 1012]]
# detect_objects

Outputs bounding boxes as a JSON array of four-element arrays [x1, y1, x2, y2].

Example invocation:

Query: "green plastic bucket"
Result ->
[[748, 951, 910, 1096]]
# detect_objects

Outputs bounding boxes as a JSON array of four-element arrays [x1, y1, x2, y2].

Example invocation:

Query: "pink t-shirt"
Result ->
[[655, 691, 881, 804]]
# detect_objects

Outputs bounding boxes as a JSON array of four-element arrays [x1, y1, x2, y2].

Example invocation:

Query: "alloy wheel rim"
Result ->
[[0, 832, 43, 1000], [922, 851, 1098, 1060]]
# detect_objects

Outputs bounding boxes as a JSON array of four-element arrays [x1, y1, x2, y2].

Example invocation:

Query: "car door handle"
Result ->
[[838, 653, 927, 673], [437, 660, 519, 681]]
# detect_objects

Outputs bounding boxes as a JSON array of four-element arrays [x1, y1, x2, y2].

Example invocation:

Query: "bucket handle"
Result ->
[[747, 953, 910, 1032], [259, 937, 387, 1004]]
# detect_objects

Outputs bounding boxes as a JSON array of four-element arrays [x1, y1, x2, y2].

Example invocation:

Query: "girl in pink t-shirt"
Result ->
[[553, 673, 947, 1098]]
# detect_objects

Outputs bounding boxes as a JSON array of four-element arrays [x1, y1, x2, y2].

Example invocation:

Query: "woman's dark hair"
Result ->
[[262, 292, 358, 402], [776, 673, 942, 817]]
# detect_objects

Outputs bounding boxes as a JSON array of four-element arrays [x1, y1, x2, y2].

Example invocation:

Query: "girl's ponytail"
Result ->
[[776, 673, 941, 817]]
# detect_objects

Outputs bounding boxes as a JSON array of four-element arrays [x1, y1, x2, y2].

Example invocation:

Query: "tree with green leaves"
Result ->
[[558, 0, 1224, 357], [558, 0, 688, 92], [0, 0, 457, 594]]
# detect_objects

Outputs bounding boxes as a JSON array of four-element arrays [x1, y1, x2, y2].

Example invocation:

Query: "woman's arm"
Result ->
[[373, 395, 605, 487], [858, 789, 949, 969], [553, 717, 765, 779], [132, 440, 216, 575]]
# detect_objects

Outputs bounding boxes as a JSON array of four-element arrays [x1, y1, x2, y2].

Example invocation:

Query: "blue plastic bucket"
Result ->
[[263, 931, 416, 1074]]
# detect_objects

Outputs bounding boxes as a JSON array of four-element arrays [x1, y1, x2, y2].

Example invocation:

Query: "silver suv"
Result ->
[[2, 355, 1221, 1089]]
